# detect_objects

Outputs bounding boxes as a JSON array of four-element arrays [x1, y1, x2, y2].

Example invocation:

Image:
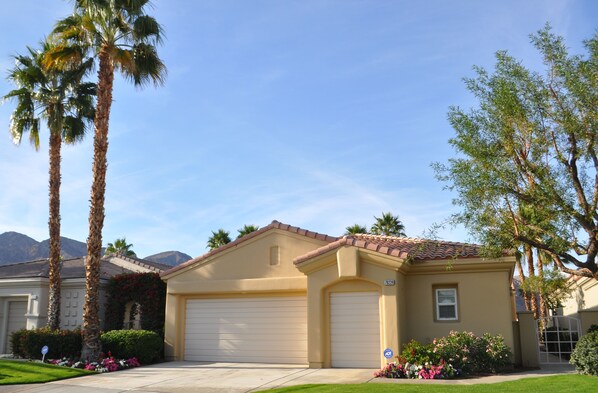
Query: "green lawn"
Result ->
[[0, 359, 91, 385], [262, 375, 598, 393]]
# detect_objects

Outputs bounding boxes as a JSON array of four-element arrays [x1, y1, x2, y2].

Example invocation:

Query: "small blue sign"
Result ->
[[383, 348, 394, 359], [41, 345, 48, 355]]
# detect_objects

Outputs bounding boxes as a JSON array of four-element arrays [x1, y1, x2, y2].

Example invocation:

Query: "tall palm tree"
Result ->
[[237, 224, 259, 239], [370, 212, 406, 237], [344, 224, 368, 235], [207, 229, 232, 250], [4, 41, 95, 331], [106, 237, 136, 257], [47, 0, 166, 359]]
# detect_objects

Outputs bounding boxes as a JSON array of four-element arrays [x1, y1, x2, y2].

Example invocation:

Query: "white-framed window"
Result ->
[[435, 288, 458, 321]]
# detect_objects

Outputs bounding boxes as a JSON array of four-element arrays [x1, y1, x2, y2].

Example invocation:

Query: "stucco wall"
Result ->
[[404, 269, 515, 352], [162, 230, 329, 360], [562, 277, 598, 316]]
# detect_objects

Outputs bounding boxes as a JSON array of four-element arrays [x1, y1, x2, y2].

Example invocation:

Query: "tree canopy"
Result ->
[[370, 212, 406, 237], [207, 229, 232, 250], [434, 25, 598, 280], [106, 237, 136, 257]]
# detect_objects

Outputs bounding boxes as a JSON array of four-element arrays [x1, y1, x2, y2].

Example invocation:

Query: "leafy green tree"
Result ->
[[344, 224, 368, 235], [434, 26, 598, 280], [519, 267, 572, 315], [237, 225, 259, 239], [106, 237, 136, 257], [4, 41, 95, 331], [207, 229, 232, 250], [46, 0, 166, 359], [370, 212, 406, 237]]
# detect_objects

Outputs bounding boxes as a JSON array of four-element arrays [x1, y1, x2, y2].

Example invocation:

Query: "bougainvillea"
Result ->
[[103, 273, 166, 335]]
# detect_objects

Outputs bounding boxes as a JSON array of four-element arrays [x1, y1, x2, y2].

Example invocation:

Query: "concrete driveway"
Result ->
[[0, 362, 574, 393], [0, 362, 376, 393]]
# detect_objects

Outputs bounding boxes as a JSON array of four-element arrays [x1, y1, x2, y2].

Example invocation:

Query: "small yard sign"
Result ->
[[41, 345, 48, 362], [383, 348, 394, 359]]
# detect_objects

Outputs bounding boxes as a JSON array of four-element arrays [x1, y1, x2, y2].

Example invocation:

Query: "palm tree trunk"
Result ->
[[82, 47, 114, 361], [525, 244, 539, 319], [515, 256, 531, 312], [47, 127, 62, 331], [537, 251, 547, 318]]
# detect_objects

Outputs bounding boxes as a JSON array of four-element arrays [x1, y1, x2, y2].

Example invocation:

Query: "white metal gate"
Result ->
[[536, 316, 581, 364]]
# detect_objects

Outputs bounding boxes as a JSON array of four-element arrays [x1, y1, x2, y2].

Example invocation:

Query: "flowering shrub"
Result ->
[[433, 331, 511, 374], [50, 353, 141, 373], [401, 339, 441, 365], [104, 273, 166, 335], [375, 331, 512, 379], [374, 360, 459, 379]]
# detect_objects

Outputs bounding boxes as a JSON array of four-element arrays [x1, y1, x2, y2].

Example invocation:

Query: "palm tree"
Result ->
[[344, 224, 368, 235], [207, 229, 232, 250], [106, 237, 136, 257], [4, 41, 95, 331], [370, 212, 406, 237], [237, 225, 260, 239], [46, 0, 166, 359]]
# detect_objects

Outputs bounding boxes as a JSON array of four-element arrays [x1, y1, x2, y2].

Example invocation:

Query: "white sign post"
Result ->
[[41, 345, 49, 363]]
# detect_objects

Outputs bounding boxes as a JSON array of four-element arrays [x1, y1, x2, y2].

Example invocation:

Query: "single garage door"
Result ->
[[5, 300, 27, 353], [185, 296, 307, 364], [330, 292, 380, 368]]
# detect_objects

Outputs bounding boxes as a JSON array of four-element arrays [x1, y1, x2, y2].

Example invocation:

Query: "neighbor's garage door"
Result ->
[[5, 300, 27, 353], [330, 292, 381, 368], [184, 297, 307, 364]]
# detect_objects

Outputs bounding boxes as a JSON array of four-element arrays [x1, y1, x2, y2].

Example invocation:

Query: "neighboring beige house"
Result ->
[[161, 220, 516, 368], [561, 275, 598, 333], [0, 254, 169, 354]]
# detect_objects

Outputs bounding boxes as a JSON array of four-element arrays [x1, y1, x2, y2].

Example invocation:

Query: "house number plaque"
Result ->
[[384, 280, 395, 286]]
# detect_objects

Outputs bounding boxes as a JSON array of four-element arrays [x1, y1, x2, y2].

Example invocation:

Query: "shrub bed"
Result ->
[[570, 331, 598, 376], [375, 331, 512, 379], [100, 330, 162, 364], [10, 328, 82, 359]]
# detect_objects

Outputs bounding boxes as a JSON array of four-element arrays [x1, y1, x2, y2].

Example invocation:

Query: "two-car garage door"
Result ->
[[184, 297, 307, 364]]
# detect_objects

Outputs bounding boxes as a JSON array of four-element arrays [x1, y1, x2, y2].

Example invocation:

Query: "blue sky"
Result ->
[[0, 0, 596, 258]]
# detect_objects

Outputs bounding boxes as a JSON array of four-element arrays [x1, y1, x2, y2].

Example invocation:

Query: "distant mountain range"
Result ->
[[0, 231, 191, 267]]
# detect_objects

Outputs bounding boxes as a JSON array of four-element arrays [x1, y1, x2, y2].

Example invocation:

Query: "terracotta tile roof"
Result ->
[[161, 220, 338, 277], [294, 234, 484, 265]]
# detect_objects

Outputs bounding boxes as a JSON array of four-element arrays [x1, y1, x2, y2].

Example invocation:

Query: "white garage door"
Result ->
[[185, 297, 307, 364], [330, 292, 380, 368], [5, 300, 27, 353]]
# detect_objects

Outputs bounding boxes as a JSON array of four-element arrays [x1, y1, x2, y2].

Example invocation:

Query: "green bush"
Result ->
[[433, 331, 511, 375], [587, 324, 598, 334], [10, 328, 82, 359], [100, 330, 162, 364], [570, 331, 598, 376], [401, 339, 440, 365]]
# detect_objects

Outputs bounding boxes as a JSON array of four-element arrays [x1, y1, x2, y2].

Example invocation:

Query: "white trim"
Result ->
[[435, 288, 458, 321]]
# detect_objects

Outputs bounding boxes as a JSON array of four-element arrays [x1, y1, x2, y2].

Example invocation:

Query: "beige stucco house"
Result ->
[[0, 254, 169, 354], [561, 275, 598, 333], [161, 221, 516, 368]]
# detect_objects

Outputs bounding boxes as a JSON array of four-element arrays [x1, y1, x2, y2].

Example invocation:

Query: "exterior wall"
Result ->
[[60, 281, 86, 329], [299, 248, 403, 368], [162, 230, 329, 360], [163, 231, 517, 367], [0, 279, 49, 353], [404, 268, 515, 352], [562, 277, 598, 316]]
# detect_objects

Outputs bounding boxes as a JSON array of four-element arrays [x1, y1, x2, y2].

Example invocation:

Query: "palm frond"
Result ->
[[127, 42, 166, 87], [133, 15, 163, 44]]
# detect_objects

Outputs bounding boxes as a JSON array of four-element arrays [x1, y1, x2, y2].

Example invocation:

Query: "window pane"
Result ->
[[437, 289, 455, 304], [439, 305, 456, 319]]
